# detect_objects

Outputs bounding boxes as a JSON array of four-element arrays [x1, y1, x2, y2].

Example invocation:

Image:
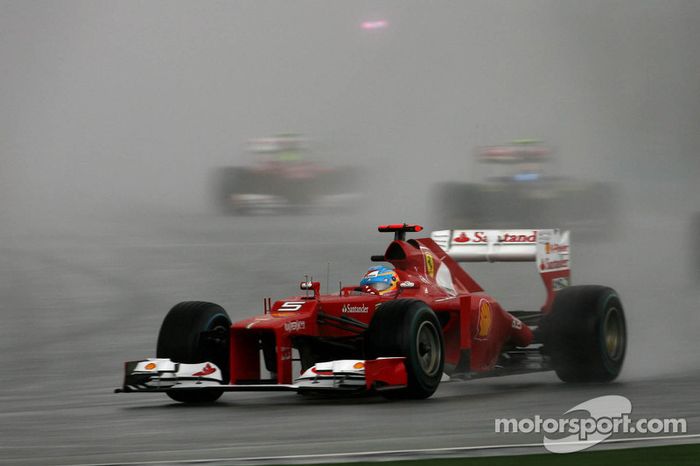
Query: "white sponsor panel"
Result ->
[[299, 359, 366, 378], [451, 230, 538, 245], [296, 359, 368, 390], [125, 359, 224, 392], [536, 230, 570, 272], [431, 228, 570, 267], [134, 358, 177, 373], [176, 362, 222, 380]]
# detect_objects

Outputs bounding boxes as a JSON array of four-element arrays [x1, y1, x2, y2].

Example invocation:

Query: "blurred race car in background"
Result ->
[[211, 134, 364, 214], [431, 140, 619, 237], [117, 223, 627, 404]]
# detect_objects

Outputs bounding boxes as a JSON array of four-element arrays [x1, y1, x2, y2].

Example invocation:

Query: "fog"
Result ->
[[2, 3, 700, 463], [1, 0, 699, 393], [3, 1, 698, 221]]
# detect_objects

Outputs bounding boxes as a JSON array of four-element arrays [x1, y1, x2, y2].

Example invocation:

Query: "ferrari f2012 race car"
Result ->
[[116, 224, 627, 403]]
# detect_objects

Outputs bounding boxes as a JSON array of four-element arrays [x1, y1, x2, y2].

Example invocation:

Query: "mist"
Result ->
[[2, 2, 700, 463], [1, 0, 699, 401], [2, 1, 697, 220]]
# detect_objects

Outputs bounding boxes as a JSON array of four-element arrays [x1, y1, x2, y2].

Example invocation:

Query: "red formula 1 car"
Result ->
[[117, 224, 627, 403]]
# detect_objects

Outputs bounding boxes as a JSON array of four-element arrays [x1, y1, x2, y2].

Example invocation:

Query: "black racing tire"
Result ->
[[210, 167, 260, 215], [541, 286, 626, 383], [365, 299, 444, 399], [156, 301, 231, 403], [210, 167, 239, 215]]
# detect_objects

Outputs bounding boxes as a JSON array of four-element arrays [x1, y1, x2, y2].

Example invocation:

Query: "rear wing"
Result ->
[[430, 229, 570, 312], [478, 144, 551, 164]]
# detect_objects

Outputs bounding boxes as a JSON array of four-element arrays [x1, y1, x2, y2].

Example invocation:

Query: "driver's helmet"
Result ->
[[360, 266, 399, 295]]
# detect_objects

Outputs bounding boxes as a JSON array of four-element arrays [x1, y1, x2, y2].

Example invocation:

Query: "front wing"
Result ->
[[115, 357, 407, 395]]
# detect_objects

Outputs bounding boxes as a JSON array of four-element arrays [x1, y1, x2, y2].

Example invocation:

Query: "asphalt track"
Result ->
[[1, 211, 699, 465]]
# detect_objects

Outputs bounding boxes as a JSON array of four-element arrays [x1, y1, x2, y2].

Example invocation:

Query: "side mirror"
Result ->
[[300, 281, 321, 297]]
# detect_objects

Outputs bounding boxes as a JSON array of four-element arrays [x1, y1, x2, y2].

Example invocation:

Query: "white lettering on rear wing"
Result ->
[[430, 229, 570, 271]]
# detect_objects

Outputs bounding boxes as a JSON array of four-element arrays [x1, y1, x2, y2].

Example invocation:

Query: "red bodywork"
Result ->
[[228, 226, 562, 385]]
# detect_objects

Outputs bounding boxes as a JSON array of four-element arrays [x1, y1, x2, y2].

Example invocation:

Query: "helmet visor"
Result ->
[[370, 280, 392, 292]]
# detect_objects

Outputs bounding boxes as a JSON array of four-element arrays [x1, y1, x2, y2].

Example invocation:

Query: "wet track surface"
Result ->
[[1, 212, 699, 465]]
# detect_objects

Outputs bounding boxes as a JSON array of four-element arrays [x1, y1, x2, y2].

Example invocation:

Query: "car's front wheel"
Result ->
[[365, 299, 445, 399], [156, 301, 231, 403]]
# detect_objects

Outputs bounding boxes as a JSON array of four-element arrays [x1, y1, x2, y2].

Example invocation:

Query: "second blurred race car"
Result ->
[[432, 140, 619, 237]]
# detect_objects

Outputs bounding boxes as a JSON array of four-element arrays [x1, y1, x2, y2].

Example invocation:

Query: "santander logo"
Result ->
[[193, 363, 216, 377], [454, 232, 470, 243], [453, 231, 537, 244], [342, 304, 369, 314]]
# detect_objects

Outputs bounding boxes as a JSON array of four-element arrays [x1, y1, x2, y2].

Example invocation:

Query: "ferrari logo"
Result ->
[[476, 299, 492, 339], [425, 253, 435, 277]]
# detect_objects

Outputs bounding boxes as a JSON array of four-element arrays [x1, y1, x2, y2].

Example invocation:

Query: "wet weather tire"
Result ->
[[156, 301, 231, 403], [541, 286, 626, 383], [366, 299, 445, 399]]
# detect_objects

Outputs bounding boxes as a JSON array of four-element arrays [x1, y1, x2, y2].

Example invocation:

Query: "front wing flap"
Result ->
[[117, 359, 224, 393]]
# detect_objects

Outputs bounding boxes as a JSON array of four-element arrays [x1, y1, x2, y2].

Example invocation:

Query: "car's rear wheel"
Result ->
[[541, 285, 626, 382], [365, 299, 444, 399], [156, 301, 231, 403]]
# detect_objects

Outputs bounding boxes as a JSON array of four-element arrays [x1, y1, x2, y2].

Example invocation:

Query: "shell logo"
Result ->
[[425, 253, 435, 277], [476, 299, 492, 339]]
